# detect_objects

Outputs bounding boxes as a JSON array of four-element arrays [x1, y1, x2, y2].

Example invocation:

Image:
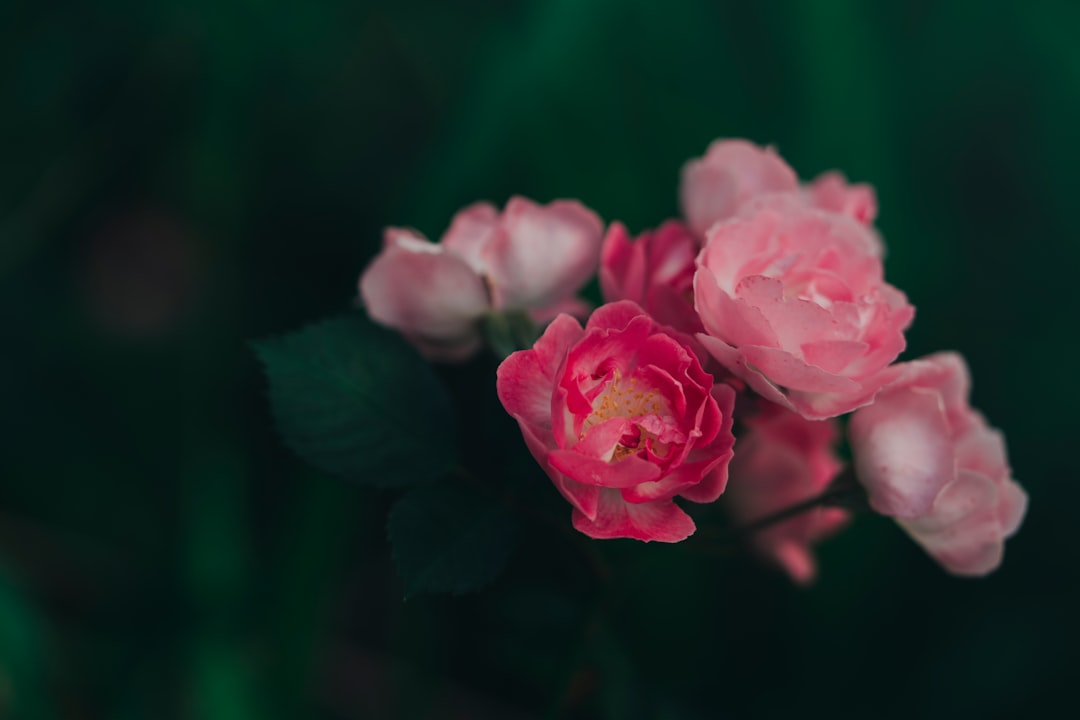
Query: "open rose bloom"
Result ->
[[694, 198, 914, 420], [349, 138, 1025, 580], [497, 301, 735, 542]]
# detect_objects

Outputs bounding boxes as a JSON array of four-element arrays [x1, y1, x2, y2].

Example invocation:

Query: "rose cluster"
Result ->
[[359, 139, 1026, 581]]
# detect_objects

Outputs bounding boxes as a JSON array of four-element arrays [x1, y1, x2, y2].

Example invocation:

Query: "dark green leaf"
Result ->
[[388, 483, 518, 597], [253, 313, 457, 488]]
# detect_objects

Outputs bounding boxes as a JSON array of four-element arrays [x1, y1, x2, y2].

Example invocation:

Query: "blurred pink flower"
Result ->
[[725, 404, 848, 584], [849, 353, 1027, 576], [679, 139, 878, 236], [803, 171, 878, 226], [694, 198, 914, 419], [497, 301, 736, 542], [599, 220, 703, 334], [359, 196, 603, 361], [680, 139, 798, 237]]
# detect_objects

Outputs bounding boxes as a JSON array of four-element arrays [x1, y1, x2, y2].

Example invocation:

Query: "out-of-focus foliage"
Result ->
[[1, 0, 1077, 718], [254, 314, 458, 489]]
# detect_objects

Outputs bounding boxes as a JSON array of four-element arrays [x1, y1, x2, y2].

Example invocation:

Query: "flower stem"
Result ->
[[483, 310, 538, 358]]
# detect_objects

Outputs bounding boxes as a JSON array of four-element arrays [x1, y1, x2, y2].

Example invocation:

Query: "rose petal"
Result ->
[[359, 232, 490, 361], [486, 197, 604, 310], [849, 385, 955, 518], [548, 448, 663, 489], [680, 139, 798, 237], [572, 489, 696, 542], [441, 202, 499, 273]]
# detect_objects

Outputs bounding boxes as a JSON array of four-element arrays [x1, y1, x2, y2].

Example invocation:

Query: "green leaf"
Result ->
[[253, 313, 457, 488], [388, 483, 518, 597]]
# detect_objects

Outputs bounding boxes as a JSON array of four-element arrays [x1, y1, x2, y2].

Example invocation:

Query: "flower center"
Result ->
[[582, 371, 670, 461]]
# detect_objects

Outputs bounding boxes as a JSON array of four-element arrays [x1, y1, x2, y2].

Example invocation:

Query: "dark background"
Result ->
[[2, 1, 1078, 718]]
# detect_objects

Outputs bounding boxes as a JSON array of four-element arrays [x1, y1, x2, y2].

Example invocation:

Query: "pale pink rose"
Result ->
[[496, 301, 736, 542], [680, 139, 798, 237], [848, 353, 1027, 576], [359, 197, 604, 361], [599, 220, 702, 334], [694, 199, 914, 419], [680, 139, 881, 236], [725, 404, 847, 584]]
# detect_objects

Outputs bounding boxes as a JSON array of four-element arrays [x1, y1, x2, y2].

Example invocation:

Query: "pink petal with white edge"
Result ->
[[849, 386, 955, 518], [486, 197, 604, 311], [441, 202, 500, 273], [359, 231, 490, 361], [572, 489, 696, 542]]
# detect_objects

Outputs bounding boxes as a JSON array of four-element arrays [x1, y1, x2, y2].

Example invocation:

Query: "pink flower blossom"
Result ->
[[359, 197, 604, 361], [694, 198, 914, 419], [848, 353, 1027, 576], [725, 404, 847, 584], [599, 220, 703, 334], [680, 139, 880, 236], [496, 301, 736, 542]]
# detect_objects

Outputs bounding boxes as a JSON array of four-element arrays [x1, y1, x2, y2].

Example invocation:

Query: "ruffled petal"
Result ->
[[572, 489, 696, 542]]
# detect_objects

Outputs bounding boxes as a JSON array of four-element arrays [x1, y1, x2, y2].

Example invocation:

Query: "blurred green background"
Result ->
[[2, 0, 1078, 717]]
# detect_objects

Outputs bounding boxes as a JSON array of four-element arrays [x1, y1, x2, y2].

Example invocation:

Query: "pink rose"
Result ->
[[694, 199, 914, 419], [725, 404, 847, 584], [599, 220, 702, 334], [496, 301, 736, 542], [848, 353, 1027, 576], [680, 139, 880, 236], [359, 197, 604, 361]]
